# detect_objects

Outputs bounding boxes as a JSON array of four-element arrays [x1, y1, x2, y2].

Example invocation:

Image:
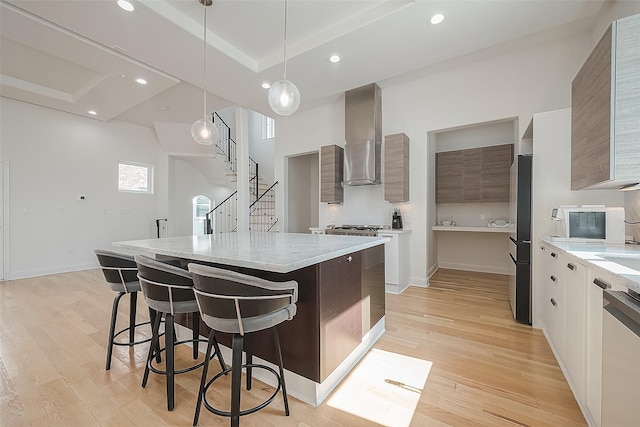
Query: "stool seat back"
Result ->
[[95, 249, 139, 293], [135, 255, 197, 315], [188, 264, 298, 335]]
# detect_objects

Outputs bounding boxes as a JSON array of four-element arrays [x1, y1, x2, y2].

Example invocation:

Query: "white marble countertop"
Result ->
[[432, 225, 515, 233], [114, 232, 389, 273], [540, 238, 640, 293]]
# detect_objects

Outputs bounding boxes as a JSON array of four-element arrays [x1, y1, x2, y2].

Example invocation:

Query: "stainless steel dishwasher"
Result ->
[[601, 289, 640, 427]]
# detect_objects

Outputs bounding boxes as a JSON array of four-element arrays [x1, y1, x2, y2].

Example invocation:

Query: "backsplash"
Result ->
[[625, 191, 640, 243]]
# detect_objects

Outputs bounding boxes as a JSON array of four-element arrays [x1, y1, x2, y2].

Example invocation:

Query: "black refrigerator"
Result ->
[[508, 154, 532, 324]]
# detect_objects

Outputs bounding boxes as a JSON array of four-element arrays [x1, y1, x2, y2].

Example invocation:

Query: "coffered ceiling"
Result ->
[[0, 0, 606, 129]]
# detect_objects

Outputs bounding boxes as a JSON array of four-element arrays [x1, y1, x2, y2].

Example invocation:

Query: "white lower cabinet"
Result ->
[[562, 256, 587, 403], [540, 244, 565, 357], [537, 242, 627, 427], [379, 231, 410, 293], [585, 269, 625, 427]]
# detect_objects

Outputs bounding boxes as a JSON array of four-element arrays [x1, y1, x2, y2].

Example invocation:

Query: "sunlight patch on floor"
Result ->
[[327, 348, 432, 427]]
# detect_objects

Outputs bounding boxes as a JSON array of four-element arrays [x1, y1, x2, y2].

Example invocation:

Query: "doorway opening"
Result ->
[[193, 195, 212, 235]]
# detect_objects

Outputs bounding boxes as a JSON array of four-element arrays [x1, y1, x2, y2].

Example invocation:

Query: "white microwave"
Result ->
[[550, 206, 625, 244]]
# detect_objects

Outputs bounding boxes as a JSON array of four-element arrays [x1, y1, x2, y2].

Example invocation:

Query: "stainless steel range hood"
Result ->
[[342, 83, 382, 186]]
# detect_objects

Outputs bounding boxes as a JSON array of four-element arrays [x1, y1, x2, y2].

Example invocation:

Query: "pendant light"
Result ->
[[191, 0, 218, 145], [268, 0, 300, 116]]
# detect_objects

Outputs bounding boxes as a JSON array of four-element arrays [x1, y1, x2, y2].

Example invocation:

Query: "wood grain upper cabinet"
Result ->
[[320, 145, 344, 203], [571, 14, 640, 190], [436, 144, 513, 203], [481, 144, 514, 202], [384, 133, 410, 202], [436, 150, 463, 203]]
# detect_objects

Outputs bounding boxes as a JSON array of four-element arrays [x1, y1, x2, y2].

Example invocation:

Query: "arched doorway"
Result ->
[[192, 195, 212, 235]]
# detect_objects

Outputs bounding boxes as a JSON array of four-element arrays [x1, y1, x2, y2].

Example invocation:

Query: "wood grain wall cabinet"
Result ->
[[436, 143, 513, 203], [320, 145, 344, 203], [481, 144, 514, 202], [384, 133, 410, 202], [571, 14, 640, 190], [435, 150, 463, 203]]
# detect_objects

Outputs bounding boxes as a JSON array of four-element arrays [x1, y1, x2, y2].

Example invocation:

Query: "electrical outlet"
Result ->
[[480, 214, 486, 221]]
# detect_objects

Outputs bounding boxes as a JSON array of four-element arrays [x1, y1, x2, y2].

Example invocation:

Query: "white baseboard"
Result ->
[[541, 328, 597, 427], [436, 261, 511, 276], [385, 282, 410, 294], [8, 263, 96, 280], [409, 276, 428, 288]]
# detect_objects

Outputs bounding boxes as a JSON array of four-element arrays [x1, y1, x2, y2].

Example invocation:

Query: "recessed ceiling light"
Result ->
[[135, 78, 147, 85], [329, 55, 341, 63], [88, 110, 97, 115], [430, 13, 445, 25], [261, 82, 271, 89], [117, 0, 135, 12]]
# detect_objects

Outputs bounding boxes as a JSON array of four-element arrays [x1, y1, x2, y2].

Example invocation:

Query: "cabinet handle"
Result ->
[[567, 263, 575, 271], [551, 252, 557, 258], [540, 246, 545, 251], [550, 275, 557, 282], [347, 256, 352, 262], [593, 278, 611, 290], [550, 298, 557, 307]]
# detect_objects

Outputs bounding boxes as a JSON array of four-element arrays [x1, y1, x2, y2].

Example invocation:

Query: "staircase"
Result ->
[[205, 113, 278, 234]]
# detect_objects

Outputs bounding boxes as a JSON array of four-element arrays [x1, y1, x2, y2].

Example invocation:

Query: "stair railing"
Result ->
[[248, 181, 278, 232], [205, 191, 238, 234], [213, 113, 258, 184]]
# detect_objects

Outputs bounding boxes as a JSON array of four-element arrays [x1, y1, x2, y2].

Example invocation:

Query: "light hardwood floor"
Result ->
[[0, 268, 585, 426]]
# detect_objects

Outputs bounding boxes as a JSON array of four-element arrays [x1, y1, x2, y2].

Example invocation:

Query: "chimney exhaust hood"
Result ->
[[342, 83, 382, 186]]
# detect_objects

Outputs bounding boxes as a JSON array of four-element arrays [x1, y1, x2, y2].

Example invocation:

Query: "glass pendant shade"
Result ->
[[191, 118, 218, 145], [268, 79, 300, 116]]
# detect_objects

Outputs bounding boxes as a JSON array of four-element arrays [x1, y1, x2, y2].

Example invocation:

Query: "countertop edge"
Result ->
[[114, 235, 389, 274], [539, 238, 640, 293]]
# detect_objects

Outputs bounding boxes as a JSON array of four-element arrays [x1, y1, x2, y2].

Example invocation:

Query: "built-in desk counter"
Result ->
[[114, 232, 388, 406], [432, 225, 515, 233]]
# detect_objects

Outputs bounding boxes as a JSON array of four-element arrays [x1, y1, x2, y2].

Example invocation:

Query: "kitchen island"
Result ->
[[114, 232, 389, 406]]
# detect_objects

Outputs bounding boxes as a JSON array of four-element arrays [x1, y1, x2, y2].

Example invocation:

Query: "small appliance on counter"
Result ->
[[549, 205, 625, 244], [392, 208, 403, 229]]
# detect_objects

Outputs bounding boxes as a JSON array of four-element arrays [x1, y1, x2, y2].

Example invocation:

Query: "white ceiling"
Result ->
[[1, 0, 607, 129]]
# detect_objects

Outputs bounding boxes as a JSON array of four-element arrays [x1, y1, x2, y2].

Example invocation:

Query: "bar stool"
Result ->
[[95, 249, 156, 371], [188, 263, 298, 427], [135, 255, 226, 411]]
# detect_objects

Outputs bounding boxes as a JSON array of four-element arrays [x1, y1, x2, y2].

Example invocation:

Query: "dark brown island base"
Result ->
[[114, 232, 388, 405]]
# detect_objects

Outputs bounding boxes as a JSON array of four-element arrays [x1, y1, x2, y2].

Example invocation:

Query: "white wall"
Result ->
[[287, 153, 319, 233], [276, 28, 595, 287], [0, 98, 232, 279], [1, 98, 166, 279], [248, 110, 275, 184], [169, 157, 234, 237]]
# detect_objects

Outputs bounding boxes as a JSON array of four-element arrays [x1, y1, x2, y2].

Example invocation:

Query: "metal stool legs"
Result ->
[[193, 327, 289, 427], [105, 291, 152, 370], [143, 312, 225, 411]]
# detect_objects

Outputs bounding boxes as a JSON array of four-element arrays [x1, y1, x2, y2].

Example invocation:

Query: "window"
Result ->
[[118, 161, 153, 194], [261, 115, 275, 141]]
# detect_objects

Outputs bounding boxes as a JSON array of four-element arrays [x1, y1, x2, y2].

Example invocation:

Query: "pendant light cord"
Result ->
[[283, 0, 288, 81], [202, 5, 208, 120]]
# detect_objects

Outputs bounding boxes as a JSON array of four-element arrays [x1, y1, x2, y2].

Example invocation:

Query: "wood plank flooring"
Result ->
[[0, 268, 585, 426]]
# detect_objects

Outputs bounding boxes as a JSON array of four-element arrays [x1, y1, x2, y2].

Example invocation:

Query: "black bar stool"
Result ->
[[135, 255, 226, 411], [188, 263, 298, 427], [95, 249, 156, 371]]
